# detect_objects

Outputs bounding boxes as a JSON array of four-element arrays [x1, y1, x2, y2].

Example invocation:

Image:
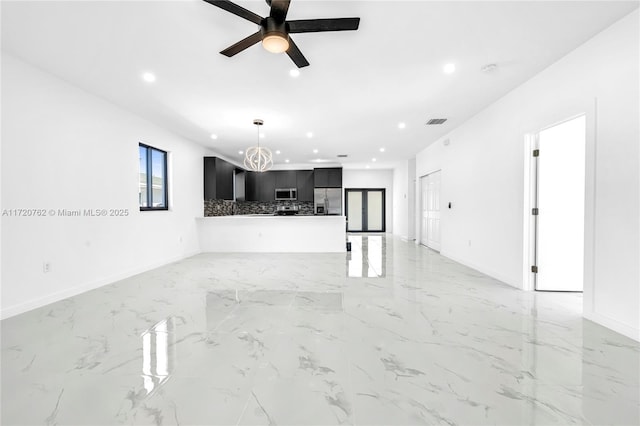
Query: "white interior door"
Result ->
[[535, 115, 586, 291], [420, 171, 441, 251], [420, 176, 429, 244], [426, 171, 441, 251]]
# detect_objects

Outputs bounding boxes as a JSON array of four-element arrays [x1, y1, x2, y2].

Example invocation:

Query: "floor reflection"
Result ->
[[347, 234, 386, 277], [2, 235, 639, 425], [141, 317, 175, 396]]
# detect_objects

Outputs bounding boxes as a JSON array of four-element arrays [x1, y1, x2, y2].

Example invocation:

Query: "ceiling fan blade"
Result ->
[[269, 0, 291, 23], [286, 37, 309, 68], [203, 0, 263, 25], [287, 18, 360, 33], [220, 31, 263, 57]]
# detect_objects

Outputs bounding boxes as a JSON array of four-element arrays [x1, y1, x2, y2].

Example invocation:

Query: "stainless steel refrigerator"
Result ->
[[314, 188, 342, 215]]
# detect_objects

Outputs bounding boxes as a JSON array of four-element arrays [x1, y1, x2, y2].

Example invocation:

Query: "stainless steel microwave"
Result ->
[[275, 188, 297, 200]]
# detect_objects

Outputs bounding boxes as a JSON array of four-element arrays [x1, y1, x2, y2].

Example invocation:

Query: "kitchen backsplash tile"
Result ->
[[204, 199, 235, 216], [204, 200, 314, 216]]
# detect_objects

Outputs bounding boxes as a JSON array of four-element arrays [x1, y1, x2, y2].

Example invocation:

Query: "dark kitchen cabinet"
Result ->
[[314, 168, 328, 187], [328, 168, 342, 188], [245, 171, 259, 201], [204, 157, 235, 200], [258, 171, 276, 201], [274, 170, 297, 188], [296, 170, 314, 201], [314, 167, 342, 188], [245, 171, 276, 201]]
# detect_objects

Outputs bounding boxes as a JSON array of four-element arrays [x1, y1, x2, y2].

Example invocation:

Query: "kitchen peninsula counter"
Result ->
[[196, 215, 346, 252]]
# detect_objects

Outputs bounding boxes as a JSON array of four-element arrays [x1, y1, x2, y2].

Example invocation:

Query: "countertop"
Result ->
[[198, 214, 344, 218]]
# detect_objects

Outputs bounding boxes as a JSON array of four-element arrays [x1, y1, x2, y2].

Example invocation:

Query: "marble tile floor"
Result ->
[[1, 234, 639, 425]]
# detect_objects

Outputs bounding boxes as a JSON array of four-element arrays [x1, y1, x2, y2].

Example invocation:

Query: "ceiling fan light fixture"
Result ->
[[262, 33, 289, 53], [208, 1, 360, 67]]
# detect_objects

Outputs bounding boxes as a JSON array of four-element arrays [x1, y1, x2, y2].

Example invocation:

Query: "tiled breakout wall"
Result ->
[[204, 200, 314, 216]]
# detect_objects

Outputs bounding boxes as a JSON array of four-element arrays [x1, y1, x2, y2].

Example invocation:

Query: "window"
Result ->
[[139, 143, 168, 210]]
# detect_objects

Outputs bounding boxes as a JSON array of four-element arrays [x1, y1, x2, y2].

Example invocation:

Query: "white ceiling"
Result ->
[[2, 0, 638, 169]]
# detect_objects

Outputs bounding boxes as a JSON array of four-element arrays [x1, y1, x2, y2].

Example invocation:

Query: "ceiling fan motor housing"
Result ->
[[261, 17, 289, 43]]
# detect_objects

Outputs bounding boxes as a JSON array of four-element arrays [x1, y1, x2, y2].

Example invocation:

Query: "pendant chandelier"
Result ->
[[244, 119, 273, 172]]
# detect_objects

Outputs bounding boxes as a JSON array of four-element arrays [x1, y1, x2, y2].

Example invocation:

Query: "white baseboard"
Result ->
[[439, 250, 521, 289], [583, 310, 640, 342], [0, 249, 201, 320]]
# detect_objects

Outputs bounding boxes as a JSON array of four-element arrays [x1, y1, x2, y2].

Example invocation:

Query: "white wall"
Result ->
[[1, 54, 207, 318], [414, 10, 639, 340], [343, 169, 394, 233], [393, 161, 409, 239]]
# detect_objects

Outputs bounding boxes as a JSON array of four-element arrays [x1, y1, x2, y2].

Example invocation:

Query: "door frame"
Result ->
[[522, 112, 590, 292], [345, 188, 386, 232]]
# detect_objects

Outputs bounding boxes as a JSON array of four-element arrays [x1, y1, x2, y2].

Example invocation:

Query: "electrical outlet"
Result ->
[[43, 262, 51, 273]]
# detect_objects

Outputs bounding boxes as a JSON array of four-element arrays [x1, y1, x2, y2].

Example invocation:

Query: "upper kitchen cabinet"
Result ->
[[204, 157, 235, 200], [274, 170, 297, 188], [245, 171, 276, 201], [296, 170, 314, 201], [258, 171, 276, 201], [314, 167, 342, 188], [245, 171, 258, 201]]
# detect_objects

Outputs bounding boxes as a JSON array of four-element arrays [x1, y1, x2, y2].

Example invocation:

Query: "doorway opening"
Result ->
[[525, 114, 586, 292], [419, 170, 441, 251], [345, 189, 385, 232]]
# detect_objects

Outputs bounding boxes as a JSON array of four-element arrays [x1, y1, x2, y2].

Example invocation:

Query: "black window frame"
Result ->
[[139, 143, 169, 211]]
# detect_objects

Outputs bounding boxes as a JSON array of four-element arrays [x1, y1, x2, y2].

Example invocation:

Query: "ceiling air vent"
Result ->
[[337, 154, 348, 158], [426, 118, 447, 125]]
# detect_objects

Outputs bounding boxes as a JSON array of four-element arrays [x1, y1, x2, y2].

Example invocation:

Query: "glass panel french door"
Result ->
[[347, 191, 363, 231], [346, 189, 385, 232], [367, 190, 384, 231]]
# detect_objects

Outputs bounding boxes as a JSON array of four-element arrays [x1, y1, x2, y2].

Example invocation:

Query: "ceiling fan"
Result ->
[[204, 0, 360, 68]]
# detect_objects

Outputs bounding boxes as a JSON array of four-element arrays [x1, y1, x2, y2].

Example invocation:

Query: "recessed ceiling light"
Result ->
[[366, 165, 370, 169], [275, 150, 281, 155], [289, 69, 300, 77], [210, 134, 218, 140], [238, 150, 244, 155], [306, 132, 313, 138], [443, 63, 456, 74], [398, 122, 406, 129], [259, 133, 265, 139], [313, 149, 318, 154], [142, 72, 156, 83], [379, 147, 385, 152], [285, 159, 290, 163], [372, 158, 377, 162]]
